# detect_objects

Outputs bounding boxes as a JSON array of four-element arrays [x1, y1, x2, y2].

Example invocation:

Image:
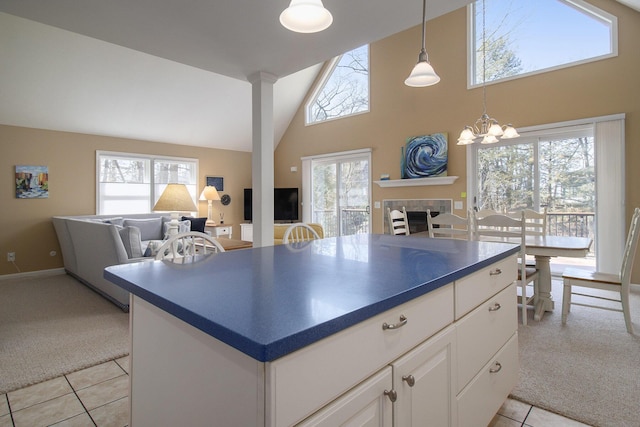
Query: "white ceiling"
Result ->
[[1, 1, 636, 152], [0, 0, 471, 151]]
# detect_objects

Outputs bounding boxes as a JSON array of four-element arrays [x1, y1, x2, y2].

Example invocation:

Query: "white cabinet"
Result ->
[[240, 223, 253, 242], [392, 325, 456, 427], [205, 224, 232, 238], [297, 367, 393, 427]]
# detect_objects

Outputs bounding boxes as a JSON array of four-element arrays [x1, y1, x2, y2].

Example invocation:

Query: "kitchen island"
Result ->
[[105, 234, 520, 426]]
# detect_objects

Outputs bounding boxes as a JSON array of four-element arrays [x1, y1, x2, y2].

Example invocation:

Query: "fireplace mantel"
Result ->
[[374, 176, 458, 187]]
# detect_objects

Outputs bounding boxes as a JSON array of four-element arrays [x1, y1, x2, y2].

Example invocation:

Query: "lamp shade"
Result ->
[[153, 184, 197, 212], [405, 60, 440, 87], [199, 186, 221, 201], [279, 0, 333, 33]]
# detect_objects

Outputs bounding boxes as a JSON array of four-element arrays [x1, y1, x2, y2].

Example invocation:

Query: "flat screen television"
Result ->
[[243, 188, 299, 222]]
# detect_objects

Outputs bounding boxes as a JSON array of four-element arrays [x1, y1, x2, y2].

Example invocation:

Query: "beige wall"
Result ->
[[275, 1, 640, 278], [1, 125, 251, 276]]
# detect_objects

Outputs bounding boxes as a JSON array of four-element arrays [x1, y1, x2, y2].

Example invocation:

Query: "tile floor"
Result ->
[[1, 356, 591, 427]]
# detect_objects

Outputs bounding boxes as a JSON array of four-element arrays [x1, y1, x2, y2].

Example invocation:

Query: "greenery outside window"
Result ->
[[469, 0, 617, 87], [305, 45, 369, 125], [97, 151, 198, 215]]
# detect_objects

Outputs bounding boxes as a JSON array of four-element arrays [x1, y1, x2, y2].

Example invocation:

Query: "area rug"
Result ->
[[512, 278, 640, 427], [0, 273, 129, 394]]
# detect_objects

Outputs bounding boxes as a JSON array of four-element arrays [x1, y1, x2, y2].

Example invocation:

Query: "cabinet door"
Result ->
[[392, 325, 456, 427], [297, 367, 393, 427]]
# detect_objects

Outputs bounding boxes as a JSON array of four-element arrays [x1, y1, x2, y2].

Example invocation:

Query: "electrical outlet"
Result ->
[[7, 252, 15, 262]]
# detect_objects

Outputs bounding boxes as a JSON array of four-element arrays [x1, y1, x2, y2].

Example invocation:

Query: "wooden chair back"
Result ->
[[387, 207, 410, 236], [155, 231, 225, 262], [282, 223, 321, 244], [508, 208, 547, 236], [426, 210, 470, 240]]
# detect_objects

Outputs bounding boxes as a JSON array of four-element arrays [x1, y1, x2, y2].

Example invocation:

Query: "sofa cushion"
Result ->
[[118, 226, 144, 258], [101, 217, 124, 226], [182, 216, 207, 233], [123, 217, 163, 241]]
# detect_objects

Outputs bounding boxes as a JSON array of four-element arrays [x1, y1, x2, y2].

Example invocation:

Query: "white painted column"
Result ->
[[248, 72, 277, 247]]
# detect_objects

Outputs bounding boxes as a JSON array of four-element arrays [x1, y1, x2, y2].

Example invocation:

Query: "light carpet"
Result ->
[[512, 278, 640, 427], [0, 273, 129, 394]]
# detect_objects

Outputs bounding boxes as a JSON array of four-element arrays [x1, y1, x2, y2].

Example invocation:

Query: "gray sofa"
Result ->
[[53, 213, 199, 311]]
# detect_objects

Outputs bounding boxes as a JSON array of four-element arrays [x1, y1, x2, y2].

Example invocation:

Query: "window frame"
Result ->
[[467, 0, 618, 89], [96, 150, 199, 215], [305, 45, 370, 126]]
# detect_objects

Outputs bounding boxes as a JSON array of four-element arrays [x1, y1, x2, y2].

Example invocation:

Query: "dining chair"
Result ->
[[155, 231, 225, 262], [561, 207, 640, 333], [387, 206, 410, 235], [426, 209, 470, 240], [473, 211, 539, 325], [508, 208, 547, 236], [282, 223, 321, 244]]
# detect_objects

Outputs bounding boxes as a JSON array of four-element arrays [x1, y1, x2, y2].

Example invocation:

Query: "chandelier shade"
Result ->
[[279, 0, 333, 33], [405, 0, 440, 87], [457, 0, 518, 145]]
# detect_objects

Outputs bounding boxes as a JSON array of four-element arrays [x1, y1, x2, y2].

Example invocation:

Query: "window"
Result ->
[[469, 0, 617, 86], [305, 45, 369, 125], [97, 151, 198, 215]]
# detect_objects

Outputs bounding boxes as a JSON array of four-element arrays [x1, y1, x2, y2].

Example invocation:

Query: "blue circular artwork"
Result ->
[[403, 133, 448, 179]]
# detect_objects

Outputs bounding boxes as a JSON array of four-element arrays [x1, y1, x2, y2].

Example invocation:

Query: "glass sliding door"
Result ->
[[302, 150, 371, 238]]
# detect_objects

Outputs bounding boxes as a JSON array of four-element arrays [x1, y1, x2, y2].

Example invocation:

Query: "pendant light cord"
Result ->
[[421, 0, 426, 52], [481, 0, 488, 116]]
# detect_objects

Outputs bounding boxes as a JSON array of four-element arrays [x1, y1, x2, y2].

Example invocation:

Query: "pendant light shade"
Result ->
[[280, 0, 333, 33], [405, 0, 440, 87]]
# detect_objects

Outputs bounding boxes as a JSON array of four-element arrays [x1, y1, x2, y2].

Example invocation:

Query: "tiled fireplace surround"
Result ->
[[383, 199, 452, 235]]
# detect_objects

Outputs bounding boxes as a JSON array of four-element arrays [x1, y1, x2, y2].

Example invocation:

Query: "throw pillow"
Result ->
[[118, 226, 144, 258], [123, 217, 163, 241], [182, 216, 207, 233]]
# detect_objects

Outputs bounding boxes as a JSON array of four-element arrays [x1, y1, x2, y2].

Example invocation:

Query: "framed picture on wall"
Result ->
[[16, 165, 49, 198], [206, 176, 223, 191]]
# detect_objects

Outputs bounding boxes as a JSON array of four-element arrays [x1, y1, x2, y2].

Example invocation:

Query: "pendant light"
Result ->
[[405, 0, 440, 87], [280, 0, 333, 34], [457, 0, 518, 145]]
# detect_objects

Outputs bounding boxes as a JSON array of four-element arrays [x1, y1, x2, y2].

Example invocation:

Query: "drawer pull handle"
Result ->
[[489, 268, 502, 276], [382, 314, 407, 330], [489, 362, 502, 373], [488, 303, 501, 312], [384, 389, 397, 402], [402, 375, 415, 387]]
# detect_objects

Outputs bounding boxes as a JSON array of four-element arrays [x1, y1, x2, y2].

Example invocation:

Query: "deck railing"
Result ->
[[313, 208, 369, 237]]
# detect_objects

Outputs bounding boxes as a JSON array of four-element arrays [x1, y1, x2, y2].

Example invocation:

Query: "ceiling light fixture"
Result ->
[[405, 0, 440, 87], [457, 0, 518, 145], [280, 0, 333, 34]]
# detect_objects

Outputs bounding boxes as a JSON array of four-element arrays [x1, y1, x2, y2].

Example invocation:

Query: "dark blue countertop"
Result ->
[[105, 234, 519, 362]]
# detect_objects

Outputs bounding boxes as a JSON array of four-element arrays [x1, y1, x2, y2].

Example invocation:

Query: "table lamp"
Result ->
[[199, 186, 221, 226], [153, 183, 197, 236]]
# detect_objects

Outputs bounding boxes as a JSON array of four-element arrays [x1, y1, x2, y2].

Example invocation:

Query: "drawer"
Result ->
[[457, 333, 519, 427], [267, 283, 454, 427], [456, 283, 517, 392], [455, 254, 517, 319]]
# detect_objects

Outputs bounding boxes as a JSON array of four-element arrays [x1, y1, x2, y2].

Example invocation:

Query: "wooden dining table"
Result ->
[[523, 235, 592, 321]]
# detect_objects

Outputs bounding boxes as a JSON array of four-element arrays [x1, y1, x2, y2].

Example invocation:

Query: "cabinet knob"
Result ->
[[488, 303, 501, 312], [489, 268, 502, 276], [384, 389, 397, 402], [489, 361, 502, 373], [382, 314, 407, 330], [402, 374, 415, 387]]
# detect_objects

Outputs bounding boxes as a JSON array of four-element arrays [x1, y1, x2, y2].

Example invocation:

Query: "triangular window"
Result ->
[[306, 45, 369, 125]]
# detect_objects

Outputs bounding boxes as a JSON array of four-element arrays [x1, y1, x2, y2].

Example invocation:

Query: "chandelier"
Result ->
[[457, 0, 518, 145]]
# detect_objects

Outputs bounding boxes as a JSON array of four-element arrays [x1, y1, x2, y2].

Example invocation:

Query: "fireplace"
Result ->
[[383, 199, 452, 235]]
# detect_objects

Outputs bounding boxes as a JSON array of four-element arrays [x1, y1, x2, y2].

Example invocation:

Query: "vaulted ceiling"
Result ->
[[1, 0, 636, 151]]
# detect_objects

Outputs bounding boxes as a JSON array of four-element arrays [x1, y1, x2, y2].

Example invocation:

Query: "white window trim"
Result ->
[[96, 150, 199, 214], [466, 0, 618, 89], [304, 46, 371, 126]]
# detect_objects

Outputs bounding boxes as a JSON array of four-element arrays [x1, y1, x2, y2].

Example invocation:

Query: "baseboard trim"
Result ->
[[0, 268, 66, 281]]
